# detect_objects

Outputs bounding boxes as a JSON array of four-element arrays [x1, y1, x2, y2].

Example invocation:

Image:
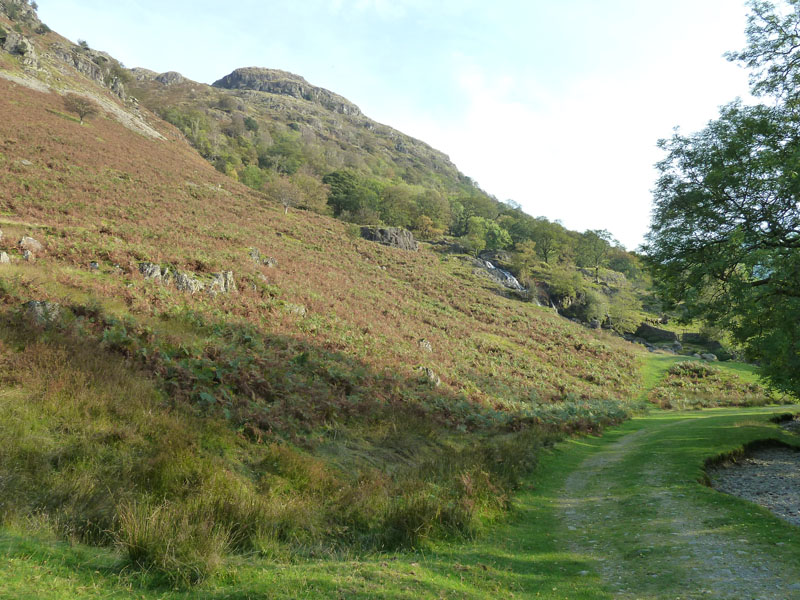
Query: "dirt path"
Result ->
[[560, 419, 800, 599]]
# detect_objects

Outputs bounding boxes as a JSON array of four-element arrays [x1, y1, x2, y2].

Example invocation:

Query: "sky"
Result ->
[[36, 0, 755, 249]]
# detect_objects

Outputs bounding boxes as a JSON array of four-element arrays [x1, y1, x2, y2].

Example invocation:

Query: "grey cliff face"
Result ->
[[212, 67, 362, 116]]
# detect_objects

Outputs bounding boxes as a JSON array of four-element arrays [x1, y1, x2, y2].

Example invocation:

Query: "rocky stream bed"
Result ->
[[707, 420, 800, 528]]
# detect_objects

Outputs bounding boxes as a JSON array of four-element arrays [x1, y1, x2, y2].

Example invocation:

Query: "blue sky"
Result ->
[[36, 0, 754, 249]]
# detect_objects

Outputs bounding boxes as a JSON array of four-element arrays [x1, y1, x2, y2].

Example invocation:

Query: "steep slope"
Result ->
[[0, 0, 646, 584]]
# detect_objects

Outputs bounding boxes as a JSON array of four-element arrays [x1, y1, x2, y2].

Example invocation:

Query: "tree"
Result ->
[[463, 216, 488, 256], [646, 101, 800, 393], [265, 175, 303, 214], [290, 170, 329, 214], [725, 0, 800, 103], [62, 93, 99, 124], [646, 0, 800, 394], [576, 229, 615, 283]]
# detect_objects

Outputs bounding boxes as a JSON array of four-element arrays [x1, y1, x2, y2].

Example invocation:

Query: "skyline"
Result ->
[[36, 1, 755, 249]]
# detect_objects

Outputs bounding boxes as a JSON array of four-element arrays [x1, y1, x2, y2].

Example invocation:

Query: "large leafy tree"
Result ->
[[646, 0, 800, 394]]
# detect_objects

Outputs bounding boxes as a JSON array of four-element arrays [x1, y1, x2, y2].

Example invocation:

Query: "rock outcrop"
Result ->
[[155, 71, 186, 86], [213, 67, 362, 116], [634, 323, 678, 343], [139, 261, 236, 296], [23, 300, 60, 325], [1, 30, 37, 67], [360, 227, 418, 251]]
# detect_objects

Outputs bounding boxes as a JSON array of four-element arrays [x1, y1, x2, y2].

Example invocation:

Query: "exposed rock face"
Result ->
[[24, 300, 60, 325], [2, 31, 37, 67], [48, 44, 127, 100], [209, 271, 236, 294], [139, 261, 236, 296], [155, 71, 185, 86], [174, 271, 205, 294], [634, 323, 678, 343], [129, 67, 158, 82], [360, 227, 418, 251], [213, 67, 362, 116]]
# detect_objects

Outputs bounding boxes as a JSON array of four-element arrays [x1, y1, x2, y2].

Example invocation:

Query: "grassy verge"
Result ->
[[2, 401, 798, 598]]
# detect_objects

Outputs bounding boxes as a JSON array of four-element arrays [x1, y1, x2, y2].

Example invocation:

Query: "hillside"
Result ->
[[0, 1, 784, 594], [0, 0, 650, 582]]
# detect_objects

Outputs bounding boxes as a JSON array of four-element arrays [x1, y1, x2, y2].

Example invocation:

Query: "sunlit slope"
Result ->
[[0, 77, 642, 424]]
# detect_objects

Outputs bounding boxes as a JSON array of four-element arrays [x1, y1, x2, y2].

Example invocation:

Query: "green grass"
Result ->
[[3, 405, 798, 598]]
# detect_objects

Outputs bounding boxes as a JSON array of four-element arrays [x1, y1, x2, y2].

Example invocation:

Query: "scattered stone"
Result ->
[[360, 226, 419, 251], [138, 262, 161, 280], [708, 446, 800, 527], [0, 252, 9, 264], [249, 247, 278, 267], [283, 303, 307, 317], [417, 366, 441, 387], [22, 249, 33, 262], [89, 261, 99, 270], [418, 339, 433, 353], [23, 300, 61, 325], [18, 236, 43, 254]]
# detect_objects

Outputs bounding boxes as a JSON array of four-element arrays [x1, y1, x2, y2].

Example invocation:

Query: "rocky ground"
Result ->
[[708, 445, 800, 528]]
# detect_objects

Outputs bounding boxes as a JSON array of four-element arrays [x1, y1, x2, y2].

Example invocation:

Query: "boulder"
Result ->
[[360, 227, 418, 251], [22, 250, 33, 261], [138, 262, 161, 280], [0, 252, 9, 264], [417, 366, 441, 387], [18, 236, 43, 254], [209, 271, 236, 294], [283, 303, 307, 316], [418, 339, 433, 353], [672, 341, 683, 352], [681, 332, 708, 344], [701, 353, 719, 362], [24, 300, 60, 325], [589, 319, 601, 329], [634, 323, 678, 343]]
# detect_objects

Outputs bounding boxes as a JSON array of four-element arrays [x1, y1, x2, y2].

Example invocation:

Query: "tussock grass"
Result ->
[[648, 360, 773, 409]]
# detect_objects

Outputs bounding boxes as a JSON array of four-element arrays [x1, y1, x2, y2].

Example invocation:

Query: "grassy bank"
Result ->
[[2, 403, 798, 598]]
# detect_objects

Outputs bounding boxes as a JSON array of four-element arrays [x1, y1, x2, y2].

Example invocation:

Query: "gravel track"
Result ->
[[560, 419, 800, 599]]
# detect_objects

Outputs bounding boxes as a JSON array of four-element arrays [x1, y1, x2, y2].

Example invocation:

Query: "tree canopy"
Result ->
[[646, 0, 800, 394]]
